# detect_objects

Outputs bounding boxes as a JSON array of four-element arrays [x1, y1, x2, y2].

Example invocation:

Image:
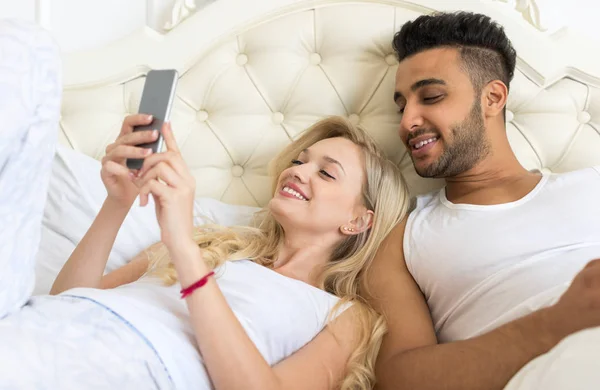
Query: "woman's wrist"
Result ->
[[168, 239, 210, 287], [103, 196, 134, 215]]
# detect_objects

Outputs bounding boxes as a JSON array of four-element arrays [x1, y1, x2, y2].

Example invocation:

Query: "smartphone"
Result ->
[[126, 69, 179, 170]]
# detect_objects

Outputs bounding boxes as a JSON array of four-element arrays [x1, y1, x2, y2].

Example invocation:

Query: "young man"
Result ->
[[367, 11, 600, 390]]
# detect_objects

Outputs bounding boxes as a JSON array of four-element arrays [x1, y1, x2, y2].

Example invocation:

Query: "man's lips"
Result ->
[[410, 138, 438, 157], [408, 134, 439, 149]]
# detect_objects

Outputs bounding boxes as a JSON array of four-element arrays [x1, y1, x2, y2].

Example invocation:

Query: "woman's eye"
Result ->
[[320, 170, 336, 180], [291, 160, 335, 179]]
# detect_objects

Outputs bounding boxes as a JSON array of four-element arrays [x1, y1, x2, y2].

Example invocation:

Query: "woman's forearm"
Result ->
[[170, 242, 282, 390], [50, 197, 131, 295]]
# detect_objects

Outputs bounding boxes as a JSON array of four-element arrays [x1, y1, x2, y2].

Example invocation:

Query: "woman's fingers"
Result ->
[[106, 129, 158, 154], [116, 129, 159, 148], [106, 122, 195, 195], [135, 125, 192, 181], [139, 179, 171, 207], [103, 144, 153, 166], [137, 151, 187, 178], [119, 114, 153, 136], [102, 160, 133, 179], [161, 122, 180, 153], [137, 162, 183, 189]]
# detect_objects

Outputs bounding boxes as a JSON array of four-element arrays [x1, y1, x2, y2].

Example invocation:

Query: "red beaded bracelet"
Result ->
[[180, 271, 215, 299]]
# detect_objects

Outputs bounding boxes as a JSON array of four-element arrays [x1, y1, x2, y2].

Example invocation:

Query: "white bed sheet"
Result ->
[[506, 326, 600, 390]]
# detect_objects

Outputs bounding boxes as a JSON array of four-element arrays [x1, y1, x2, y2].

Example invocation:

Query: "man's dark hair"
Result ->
[[393, 11, 517, 92]]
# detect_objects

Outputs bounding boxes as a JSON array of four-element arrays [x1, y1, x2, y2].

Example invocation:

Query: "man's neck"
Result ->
[[444, 154, 542, 205]]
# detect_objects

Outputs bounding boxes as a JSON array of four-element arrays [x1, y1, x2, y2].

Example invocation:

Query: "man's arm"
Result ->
[[367, 219, 599, 390]]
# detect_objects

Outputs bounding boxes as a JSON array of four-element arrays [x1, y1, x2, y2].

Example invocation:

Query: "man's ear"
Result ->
[[483, 80, 508, 119]]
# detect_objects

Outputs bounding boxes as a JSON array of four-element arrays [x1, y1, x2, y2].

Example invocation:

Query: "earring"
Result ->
[[349, 228, 355, 232], [343, 227, 349, 231]]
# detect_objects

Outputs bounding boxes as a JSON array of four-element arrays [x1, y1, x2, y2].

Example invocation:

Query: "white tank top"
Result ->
[[64, 260, 345, 390], [405, 166, 600, 342]]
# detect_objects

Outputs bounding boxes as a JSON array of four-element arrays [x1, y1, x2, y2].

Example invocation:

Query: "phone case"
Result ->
[[126, 69, 179, 170]]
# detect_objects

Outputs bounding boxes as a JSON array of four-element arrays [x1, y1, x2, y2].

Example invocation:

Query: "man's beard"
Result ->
[[413, 102, 490, 178]]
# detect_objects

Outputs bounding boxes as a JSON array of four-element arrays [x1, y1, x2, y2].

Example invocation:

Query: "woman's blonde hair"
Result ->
[[147, 116, 410, 389]]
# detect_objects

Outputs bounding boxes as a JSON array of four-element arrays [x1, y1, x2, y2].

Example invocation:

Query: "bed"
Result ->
[[56, 0, 600, 202], [37, 0, 600, 388]]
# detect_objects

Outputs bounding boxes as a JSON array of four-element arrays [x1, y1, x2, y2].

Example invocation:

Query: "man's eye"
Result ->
[[424, 95, 443, 102]]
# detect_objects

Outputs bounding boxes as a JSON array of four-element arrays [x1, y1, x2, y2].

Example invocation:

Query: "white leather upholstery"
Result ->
[[58, 0, 600, 206]]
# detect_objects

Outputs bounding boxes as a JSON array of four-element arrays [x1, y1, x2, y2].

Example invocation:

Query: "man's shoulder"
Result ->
[[411, 188, 442, 210], [402, 189, 442, 237], [551, 166, 600, 182], [539, 167, 600, 203]]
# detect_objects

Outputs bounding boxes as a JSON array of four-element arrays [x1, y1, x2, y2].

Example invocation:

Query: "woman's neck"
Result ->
[[272, 234, 335, 287]]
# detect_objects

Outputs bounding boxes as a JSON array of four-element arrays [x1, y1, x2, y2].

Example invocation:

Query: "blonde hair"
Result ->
[[146, 116, 410, 389]]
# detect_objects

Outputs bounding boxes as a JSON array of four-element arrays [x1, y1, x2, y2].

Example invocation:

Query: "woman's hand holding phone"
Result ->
[[135, 122, 196, 252], [100, 114, 158, 208]]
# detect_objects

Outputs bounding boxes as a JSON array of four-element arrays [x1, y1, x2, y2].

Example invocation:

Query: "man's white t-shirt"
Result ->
[[405, 167, 600, 342]]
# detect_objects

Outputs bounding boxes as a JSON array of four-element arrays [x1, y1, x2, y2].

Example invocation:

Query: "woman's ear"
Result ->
[[340, 210, 374, 236]]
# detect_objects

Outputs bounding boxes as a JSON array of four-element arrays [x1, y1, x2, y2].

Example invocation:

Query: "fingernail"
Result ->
[[145, 148, 153, 155], [147, 115, 153, 121], [152, 130, 158, 137]]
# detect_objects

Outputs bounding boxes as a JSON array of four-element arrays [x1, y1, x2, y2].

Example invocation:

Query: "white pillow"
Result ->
[[34, 145, 261, 295]]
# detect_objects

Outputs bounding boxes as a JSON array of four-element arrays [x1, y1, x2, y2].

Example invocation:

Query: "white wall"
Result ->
[[0, 0, 597, 52], [538, 0, 599, 41], [0, 0, 215, 52]]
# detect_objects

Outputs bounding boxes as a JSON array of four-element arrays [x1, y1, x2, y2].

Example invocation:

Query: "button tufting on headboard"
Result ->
[[309, 53, 322, 65], [348, 114, 360, 125], [385, 54, 398, 66], [272, 112, 285, 125], [578, 111, 591, 124], [59, 0, 600, 207], [196, 110, 209, 122], [236, 54, 248, 66], [231, 165, 245, 177], [505, 110, 515, 122]]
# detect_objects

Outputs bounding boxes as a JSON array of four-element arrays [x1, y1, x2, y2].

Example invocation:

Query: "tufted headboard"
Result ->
[[59, 0, 600, 207]]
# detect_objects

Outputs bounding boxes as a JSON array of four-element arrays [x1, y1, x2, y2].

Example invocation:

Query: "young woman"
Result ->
[[0, 30, 410, 388], [2, 109, 410, 389]]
